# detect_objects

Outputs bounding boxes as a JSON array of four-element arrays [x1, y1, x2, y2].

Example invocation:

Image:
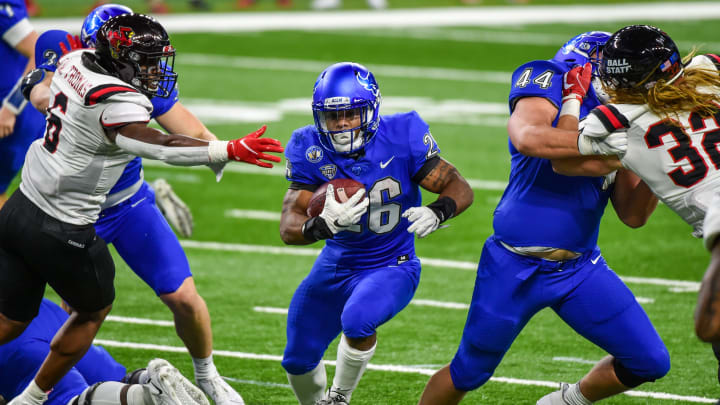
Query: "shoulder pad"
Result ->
[[698, 54, 720, 71], [84, 83, 144, 106], [588, 105, 630, 133], [285, 125, 317, 159], [512, 60, 566, 78], [509, 60, 565, 112]]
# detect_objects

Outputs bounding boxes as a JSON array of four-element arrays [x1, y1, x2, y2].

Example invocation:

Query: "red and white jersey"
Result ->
[[580, 54, 720, 236], [20, 50, 153, 225]]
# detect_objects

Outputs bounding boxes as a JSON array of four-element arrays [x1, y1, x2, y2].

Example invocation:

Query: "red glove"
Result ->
[[562, 62, 593, 102], [227, 125, 284, 168], [59, 34, 84, 55]]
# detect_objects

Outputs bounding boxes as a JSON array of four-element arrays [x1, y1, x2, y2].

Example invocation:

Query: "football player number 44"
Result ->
[[44, 92, 68, 154]]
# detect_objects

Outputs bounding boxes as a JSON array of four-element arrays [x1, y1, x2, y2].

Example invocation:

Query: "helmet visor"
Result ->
[[314, 103, 374, 153]]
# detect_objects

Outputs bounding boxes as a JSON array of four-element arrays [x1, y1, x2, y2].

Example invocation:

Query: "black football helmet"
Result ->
[[95, 13, 177, 98], [599, 25, 683, 90]]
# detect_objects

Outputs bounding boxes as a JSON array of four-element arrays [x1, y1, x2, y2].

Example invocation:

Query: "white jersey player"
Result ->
[[553, 26, 720, 238], [21, 49, 154, 225], [550, 25, 720, 399], [0, 13, 283, 405]]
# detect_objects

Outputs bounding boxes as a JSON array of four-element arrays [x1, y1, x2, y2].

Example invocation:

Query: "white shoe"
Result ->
[[315, 390, 349, 405], [147, 359, 210, 405], [196, 373, 245, 405], [311, 0, 340, 9], [536, 383, 570, 405], [152, 178, 194, 238]]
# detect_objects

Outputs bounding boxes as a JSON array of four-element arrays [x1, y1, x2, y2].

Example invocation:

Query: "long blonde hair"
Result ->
[[606, 51, 720, 122]]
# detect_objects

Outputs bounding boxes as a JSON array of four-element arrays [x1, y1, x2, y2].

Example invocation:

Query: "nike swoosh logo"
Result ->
[[380, 156, 395, 169], [591, 255, 601, 265], [563, 82, 573, 90], [131, 197, 147, 208]]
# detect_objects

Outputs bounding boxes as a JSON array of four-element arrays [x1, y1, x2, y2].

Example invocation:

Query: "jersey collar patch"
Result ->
[[319, 164, 337, 180], [305, 145, 323, 163]]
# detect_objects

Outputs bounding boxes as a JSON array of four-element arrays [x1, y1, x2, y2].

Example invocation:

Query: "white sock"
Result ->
[[564, 383, 592, 405], [192, 354, 217, 380], [286, 362, 326, 405], [330, 335, 376, 402], [75, 382, 146, 405], [20, 380, 48, 405]]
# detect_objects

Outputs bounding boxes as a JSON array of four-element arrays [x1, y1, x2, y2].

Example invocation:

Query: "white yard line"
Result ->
[[105, 315, 174, 327], [179, 54, 511, 83], [552, 356, 600, 365], [93, 338, 716, 403], [178, 240, 700, 292], [253, 298, 471, 315], [33, 3, 720, 33], [253, 306, 289, 315]]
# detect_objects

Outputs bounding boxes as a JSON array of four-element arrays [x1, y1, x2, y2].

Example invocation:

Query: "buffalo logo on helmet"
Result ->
[[305, 145, 323, 163], [355, 71, 379, 97]]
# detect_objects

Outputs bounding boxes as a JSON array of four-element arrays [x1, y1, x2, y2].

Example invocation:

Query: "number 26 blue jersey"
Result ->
[[285, 111, 440, 269]]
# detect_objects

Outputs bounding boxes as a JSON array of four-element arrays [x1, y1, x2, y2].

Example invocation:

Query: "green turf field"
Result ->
[[22, 5, 720, 405]]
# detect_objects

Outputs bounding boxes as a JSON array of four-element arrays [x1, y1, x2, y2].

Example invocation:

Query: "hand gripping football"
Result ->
[[306, 178, 365, 218]]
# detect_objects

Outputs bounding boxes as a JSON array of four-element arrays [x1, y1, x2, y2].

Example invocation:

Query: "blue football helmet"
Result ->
[[553, 31, 612, 102], [553, 31, 611, 73], [312, 62, 381, 155], [81, 3, 133, 47]]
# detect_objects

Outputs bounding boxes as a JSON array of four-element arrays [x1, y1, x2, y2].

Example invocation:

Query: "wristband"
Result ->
[[2, 76, 27, 114], [21, 68, 46, 101], [301, 216, 334, 242], [559, 97, 581, 118], [208, 140, 229, 163], [426, 196, 457, 223]]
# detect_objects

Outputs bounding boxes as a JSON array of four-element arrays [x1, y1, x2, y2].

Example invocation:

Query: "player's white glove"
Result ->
[[152, 178, 194, 238], [8, 381, 48, 405], [402, 206, 441, 238], [578, 130, 628, 156], [319, 184, 368, 234]]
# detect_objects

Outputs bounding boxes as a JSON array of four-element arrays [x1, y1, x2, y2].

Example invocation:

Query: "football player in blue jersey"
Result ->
[[417, 32, 670, 405], [279, 62, 474, 405], [0, 0, 43, 209], [1, 299, 209, 405], [19, 5, 283, 405]]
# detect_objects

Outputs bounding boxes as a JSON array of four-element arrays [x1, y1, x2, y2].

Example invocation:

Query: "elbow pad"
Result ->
[[21, 68, 46, 101]]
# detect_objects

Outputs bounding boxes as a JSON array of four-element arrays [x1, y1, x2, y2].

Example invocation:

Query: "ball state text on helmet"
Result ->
[[605, 58, 632, 74]]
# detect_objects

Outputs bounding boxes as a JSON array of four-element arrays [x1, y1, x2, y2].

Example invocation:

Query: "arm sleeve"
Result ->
[[115, 133, 215, 166], [0, 1, 31, 48]]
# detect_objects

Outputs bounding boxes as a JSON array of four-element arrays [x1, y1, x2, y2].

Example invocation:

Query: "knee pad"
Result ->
[[340, 315, 375, 339], [613, 355, 669, 388], [282, 355, 321, 376]]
